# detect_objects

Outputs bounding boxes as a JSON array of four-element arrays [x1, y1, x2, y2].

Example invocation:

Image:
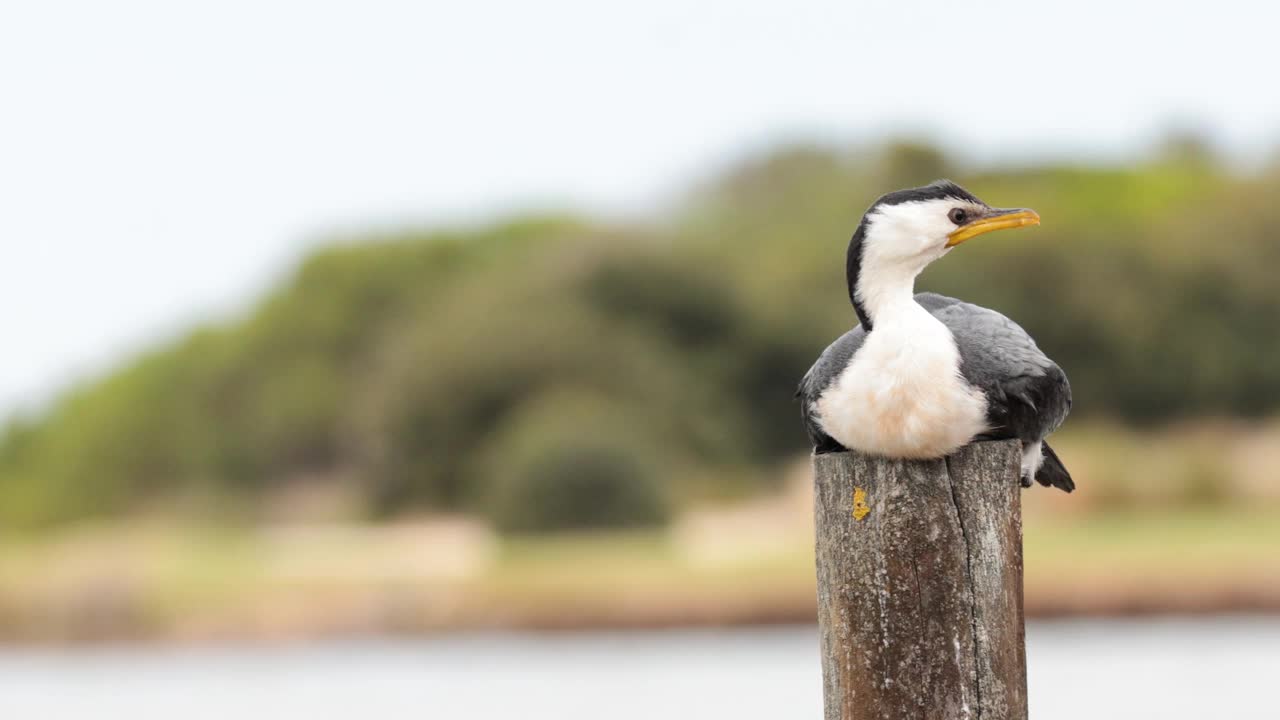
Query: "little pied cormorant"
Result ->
[[798, 180, 1074, 491]]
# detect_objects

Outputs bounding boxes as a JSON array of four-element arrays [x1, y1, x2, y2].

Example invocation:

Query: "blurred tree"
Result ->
[[476, 388, 671, 534], [3, 142, 1280, 528], [876, 140, 952, 190]]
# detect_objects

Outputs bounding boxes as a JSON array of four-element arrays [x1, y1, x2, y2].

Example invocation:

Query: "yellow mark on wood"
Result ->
[[852, 487, 870, 521]]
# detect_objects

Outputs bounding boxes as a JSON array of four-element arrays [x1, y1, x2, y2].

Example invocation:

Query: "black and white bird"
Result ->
[[798, 180, 1074, 491]]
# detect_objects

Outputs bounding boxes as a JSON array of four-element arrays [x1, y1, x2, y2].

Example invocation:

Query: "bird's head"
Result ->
[[847, 180, 1040, 328]]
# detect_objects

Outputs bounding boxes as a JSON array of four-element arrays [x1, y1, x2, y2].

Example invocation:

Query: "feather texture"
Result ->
[[799, 292, 1073, 490]]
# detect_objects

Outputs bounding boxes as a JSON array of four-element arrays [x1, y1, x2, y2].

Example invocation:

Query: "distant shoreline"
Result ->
[[3, 581, 1278, 646], [4, 495, 1278, 645]]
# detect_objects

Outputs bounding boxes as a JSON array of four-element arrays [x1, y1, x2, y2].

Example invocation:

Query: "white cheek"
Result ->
[[868, 201, 957, 261], [922, 218, 956, 249], [895, 219, 951, 261]]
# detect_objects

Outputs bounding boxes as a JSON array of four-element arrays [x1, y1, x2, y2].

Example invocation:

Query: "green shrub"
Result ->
[[485, 440, 670, 535], [474, 388, 672, 534]]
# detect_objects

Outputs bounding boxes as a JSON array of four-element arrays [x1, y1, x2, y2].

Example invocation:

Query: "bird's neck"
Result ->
[[854, 262, 924, 331]]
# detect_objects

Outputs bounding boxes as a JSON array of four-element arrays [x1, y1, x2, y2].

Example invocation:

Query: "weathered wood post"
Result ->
[[814, 439, 1027, 720]]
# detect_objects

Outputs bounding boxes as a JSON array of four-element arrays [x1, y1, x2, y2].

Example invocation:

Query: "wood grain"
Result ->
[[814, 440, 1026, 720]]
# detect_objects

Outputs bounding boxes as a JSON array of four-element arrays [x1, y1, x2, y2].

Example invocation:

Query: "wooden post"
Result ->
[[813, 439, 1027, 720]]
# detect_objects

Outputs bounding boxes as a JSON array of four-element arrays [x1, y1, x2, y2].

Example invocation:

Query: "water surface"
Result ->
[[2, 618, 1276, 719]]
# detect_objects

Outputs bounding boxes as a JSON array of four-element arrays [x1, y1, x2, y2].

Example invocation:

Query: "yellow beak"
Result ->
[[945, 208, 1041, 248]]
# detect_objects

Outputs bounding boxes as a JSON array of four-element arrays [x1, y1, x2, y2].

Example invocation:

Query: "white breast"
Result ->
[[814, 309, 989, 459]]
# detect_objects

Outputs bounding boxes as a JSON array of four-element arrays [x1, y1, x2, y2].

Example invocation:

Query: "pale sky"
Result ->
[[2, 0, 1278, 419]]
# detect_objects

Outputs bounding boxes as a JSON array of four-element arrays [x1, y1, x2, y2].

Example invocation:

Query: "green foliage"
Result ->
[[4, 140, 1280, 528], [485, 444, 669, 535], [478, 390, 671, 534]]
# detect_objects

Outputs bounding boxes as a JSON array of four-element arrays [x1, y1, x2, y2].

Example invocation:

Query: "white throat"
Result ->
[[855, 260, 923, 327]]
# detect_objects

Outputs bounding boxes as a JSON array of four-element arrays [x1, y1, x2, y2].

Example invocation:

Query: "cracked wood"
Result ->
[[814, 440, 1027, 720]]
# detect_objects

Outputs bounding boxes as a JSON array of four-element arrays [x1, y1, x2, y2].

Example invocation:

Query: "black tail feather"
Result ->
[[1034, 441, 1074, 493]]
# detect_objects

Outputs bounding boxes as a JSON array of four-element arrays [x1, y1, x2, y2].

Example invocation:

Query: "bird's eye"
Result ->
[[948, 208, 968, 225]]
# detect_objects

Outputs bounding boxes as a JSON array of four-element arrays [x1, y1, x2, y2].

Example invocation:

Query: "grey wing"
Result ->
[[797, 325, 866, 453], [914, 291, 964, 312], [931, 300, 1072, 443]]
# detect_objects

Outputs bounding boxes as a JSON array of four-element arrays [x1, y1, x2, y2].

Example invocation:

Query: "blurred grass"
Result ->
[[2, 419, 1278, 642], [1025, 507, 1280, 577], [1, 505, 1276, 643]]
